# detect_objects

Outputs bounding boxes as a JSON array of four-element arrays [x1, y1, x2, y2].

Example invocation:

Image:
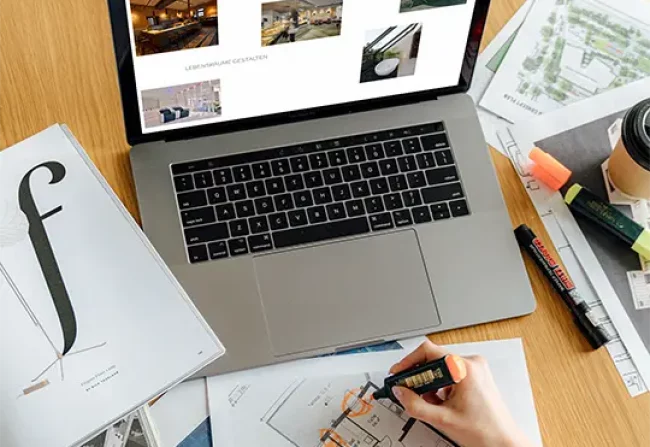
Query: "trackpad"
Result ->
[[253, 231, 441, 356]]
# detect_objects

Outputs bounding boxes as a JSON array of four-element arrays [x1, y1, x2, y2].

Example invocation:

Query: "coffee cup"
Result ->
[[608, 98, 650, 200]]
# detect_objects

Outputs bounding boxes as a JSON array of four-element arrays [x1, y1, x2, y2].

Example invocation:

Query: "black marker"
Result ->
[[514, 224, 611, 349], [373, 354, 466, 404]]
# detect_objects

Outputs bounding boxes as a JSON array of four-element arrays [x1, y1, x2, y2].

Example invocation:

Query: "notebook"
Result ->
[[0, 125, 225, 447]]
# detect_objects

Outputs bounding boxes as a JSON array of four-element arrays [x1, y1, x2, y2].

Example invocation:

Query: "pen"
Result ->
[[514, 224, 611, 349], [373, 354, 466, 404]]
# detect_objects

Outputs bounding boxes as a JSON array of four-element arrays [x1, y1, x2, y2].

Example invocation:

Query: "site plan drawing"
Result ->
[[480, 0, 650, 123], [497, 80, 650, 397], [208, 339, 543, 447]]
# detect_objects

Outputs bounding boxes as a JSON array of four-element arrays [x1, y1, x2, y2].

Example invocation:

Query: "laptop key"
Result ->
[[235, 200, 255, 218], [307, 205, 327, 224], [269, 212, 289, 230], [248, 234, 273, 253], [188, 244, 208, 263], [271, 159, 290, 176], [252, 161, 272, 179], [421, 133, 450, 151], [226, 184, 246, 201], [384, 193, 403, 211], [342, 165, 362, 182], [398, 155, 417, 172], [422, 183, 464, 204], [345, 199, 365, 217], [272, 217, 370, 249], [402, 190, 423, 207], [184, 223, 229, 244], [254, 197, 275, 214], [193, 171, 214, 188], [208, 241, 228, 260], [174, 174, 194, 192], [228, 238, 249, 256], [369, 178, 389, 195], [425, 166, 459, 185], [369, 212, 394, 231], [323, 167, 343, 185], [351, 180, 370, 198], [332, 184, 351, 201], [431, 203, 451, 220], [178, 190, 207, 209], [407, 171, 426, 189], [326, 202, 346, 220], [265, 177, 285, 195], [365, 144, 385, 160], [449, 199, 470, 217], [182, 206, 216, 227], [305, 171, 324, 188], [213, 168, 233, 185], [285, 174, 305, 191], [206, 187, 227, 205], [328, 149, 348, 166], [246, 180, 266, 198], [313, 187, 333, 205], [288, 209, 309, 227], [294, 190, 314, 207], [274, 193, 294, 211], [402, 137, 422, 154], [383, 140, 403, 157], [434, 149, 454, 166], [232, 165, 252, 182], [347, 146, 366, 163], [215, 203, 236, 221], [290, 155, 309, 173], [229, 219, 250, 237], [393, 209, 413, 227], [361, 161, 380, 179], [249, 216, 270, 234], [388, 174, 408, 192], [412, 206, 432, 224], [364, 197, 384, 214], [379, 159, 399, 176], [416, 152, 436, 169], [309, 153, 329, 170]]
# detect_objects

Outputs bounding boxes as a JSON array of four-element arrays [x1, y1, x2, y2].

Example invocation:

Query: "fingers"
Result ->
[[392, 386, 452, 427], [390, 340, 449, 374]]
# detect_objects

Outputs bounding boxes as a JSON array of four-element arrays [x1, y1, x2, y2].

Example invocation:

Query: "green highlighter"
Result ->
[[565, 184, 650, 261]]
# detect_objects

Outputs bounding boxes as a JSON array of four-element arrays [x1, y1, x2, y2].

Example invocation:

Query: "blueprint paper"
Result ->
[[480, 0, 650, 124], [207, 339, 542, 447], [467, 0, 535, 152], [0, 125, 224, 447], [498, 79, 650, 396]]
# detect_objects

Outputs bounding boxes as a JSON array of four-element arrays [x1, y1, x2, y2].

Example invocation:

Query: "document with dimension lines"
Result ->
[[207, 339, 542, 447]]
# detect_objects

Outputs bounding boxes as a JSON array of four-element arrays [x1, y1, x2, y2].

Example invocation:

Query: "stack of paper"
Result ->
[[470, 0, 650, 153]]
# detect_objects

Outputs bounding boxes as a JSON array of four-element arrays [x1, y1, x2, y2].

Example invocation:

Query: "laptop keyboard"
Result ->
[[171, 122, 471, 264]]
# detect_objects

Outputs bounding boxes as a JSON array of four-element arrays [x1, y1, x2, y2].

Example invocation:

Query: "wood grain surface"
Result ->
[[1, 0, 648, 445]]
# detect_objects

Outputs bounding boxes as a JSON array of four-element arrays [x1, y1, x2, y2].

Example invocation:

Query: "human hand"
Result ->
[[389, 340, 534, 447]]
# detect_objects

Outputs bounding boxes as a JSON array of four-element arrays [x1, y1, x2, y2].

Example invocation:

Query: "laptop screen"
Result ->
[[125, 0, 477, 135]]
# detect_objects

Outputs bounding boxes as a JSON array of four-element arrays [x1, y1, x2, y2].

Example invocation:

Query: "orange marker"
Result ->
[[529, 147, 572, 191], [372, 354, 466, 404]]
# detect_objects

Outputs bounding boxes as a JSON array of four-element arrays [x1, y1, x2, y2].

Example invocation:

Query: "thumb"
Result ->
[[392, 387, 451, 427]]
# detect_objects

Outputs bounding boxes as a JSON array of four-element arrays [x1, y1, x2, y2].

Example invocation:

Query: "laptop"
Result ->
[[107, 0, 535, 375]]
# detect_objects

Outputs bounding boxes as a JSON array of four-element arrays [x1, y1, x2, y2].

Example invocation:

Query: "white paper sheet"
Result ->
[[497, 79, 650, 396], [468, 0, 535, 152], [207, 339, 542, 447], [480, 0, 650, 123]]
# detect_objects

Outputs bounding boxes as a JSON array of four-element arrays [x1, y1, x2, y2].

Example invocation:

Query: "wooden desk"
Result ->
[[1, 1, 648, 445]]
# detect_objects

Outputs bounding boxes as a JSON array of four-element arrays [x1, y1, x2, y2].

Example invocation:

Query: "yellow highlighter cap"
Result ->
[[565, 183, 583, 205], [632, 230, 650, 261]]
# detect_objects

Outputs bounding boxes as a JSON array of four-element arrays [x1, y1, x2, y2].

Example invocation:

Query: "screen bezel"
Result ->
[[106, 0, 491, 146]]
